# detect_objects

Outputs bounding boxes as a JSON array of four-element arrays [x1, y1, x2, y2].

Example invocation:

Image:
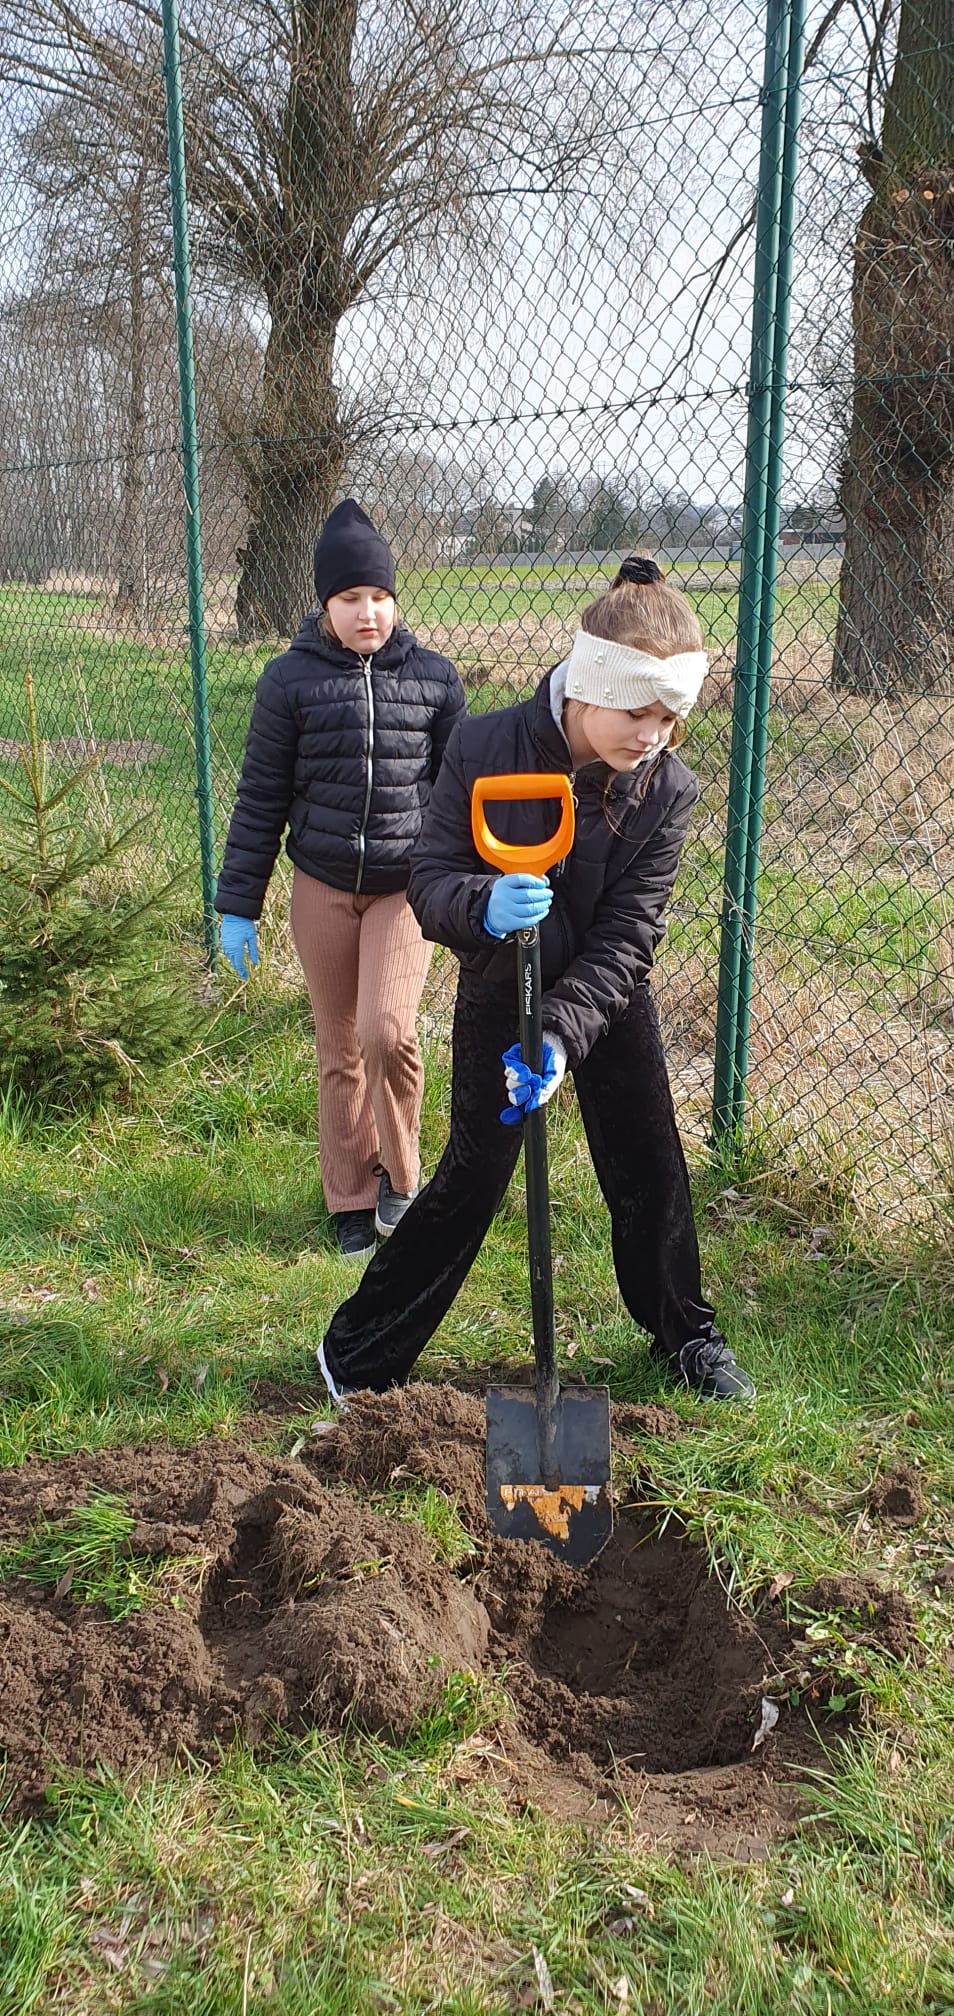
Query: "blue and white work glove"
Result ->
[[500, 1034, 568, 1125], [484, 872, 553, 938], [220, 914, 260, 978]]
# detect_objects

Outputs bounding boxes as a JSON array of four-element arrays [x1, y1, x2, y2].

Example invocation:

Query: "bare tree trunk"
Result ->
[[234, 307, 343, 639], [234, 0, 357, 639], [115, 166, 148, 622], [832, 1, 954, 694]]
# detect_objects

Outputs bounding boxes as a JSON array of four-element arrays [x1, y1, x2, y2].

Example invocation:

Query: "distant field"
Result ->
[[1, 572, 951, 1215]]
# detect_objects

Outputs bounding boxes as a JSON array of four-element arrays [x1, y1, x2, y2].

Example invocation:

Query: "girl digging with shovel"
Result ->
[[316, 556, 755, 1403]]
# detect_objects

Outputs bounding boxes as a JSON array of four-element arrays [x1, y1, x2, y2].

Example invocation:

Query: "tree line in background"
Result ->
[[0, 0, 951, 693]]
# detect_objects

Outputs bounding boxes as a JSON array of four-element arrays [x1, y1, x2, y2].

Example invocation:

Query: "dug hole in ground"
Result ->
[[0, 1383, 915, 1859]]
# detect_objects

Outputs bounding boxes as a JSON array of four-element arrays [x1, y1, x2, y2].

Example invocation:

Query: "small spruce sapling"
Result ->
[[0, 674, 206, 1111]]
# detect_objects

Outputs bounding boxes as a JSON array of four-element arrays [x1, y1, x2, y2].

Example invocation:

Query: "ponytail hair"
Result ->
[[580, 554, 704, 661]]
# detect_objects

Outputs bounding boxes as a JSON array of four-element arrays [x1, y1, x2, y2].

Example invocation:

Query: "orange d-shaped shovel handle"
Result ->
[[471, 772, 576, 877]]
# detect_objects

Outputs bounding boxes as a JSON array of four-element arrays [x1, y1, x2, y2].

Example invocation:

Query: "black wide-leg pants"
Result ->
[[321, 980, 722, 1391]]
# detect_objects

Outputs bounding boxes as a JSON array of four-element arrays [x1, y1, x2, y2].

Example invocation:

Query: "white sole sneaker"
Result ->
[[316, 1337, 352, 1409], [375, 1190, 419, 1240]]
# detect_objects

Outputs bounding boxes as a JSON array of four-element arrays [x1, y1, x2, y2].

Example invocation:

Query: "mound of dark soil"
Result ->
[[309, 1384, 488, 1536], [0, 1387, 917, 1852], [866, 1464, 925, 1528], [801, 1571, 916, 1658]]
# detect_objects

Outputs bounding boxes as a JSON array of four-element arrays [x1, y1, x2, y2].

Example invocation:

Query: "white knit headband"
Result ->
[[564, 629, 709, 719]]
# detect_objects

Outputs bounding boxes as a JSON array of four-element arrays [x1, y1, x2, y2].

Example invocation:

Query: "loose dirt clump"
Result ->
[[0, 1439, 490, 1808], [802, 1572, 916, 1658], [259, 1501, 488, 1739], [309, 1384, 488, 1536], [866, 1464, 925, 1528], [612, 1403, 683, 1443], [0, 1393, 920, 1851]]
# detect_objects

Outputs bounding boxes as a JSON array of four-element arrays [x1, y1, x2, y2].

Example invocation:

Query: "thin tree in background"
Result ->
[[16, 96, 169, 620], [832, 0, 954, 694]]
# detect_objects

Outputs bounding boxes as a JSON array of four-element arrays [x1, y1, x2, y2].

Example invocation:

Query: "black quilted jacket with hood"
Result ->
[[407, 668, 699, 1067], [215, 618, 466, 918]]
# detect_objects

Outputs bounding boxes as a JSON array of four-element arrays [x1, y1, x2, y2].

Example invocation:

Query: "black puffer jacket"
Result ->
[[215, 619, 465, 917], [407, 671, 699, 1067]]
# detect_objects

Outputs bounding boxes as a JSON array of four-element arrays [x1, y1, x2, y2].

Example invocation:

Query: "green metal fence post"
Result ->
[[161, 0, 218, 963], [711, 0, 791, 1140], [733, 0, 807, 1101]]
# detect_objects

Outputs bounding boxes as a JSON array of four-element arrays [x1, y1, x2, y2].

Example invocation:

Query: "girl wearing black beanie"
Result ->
[[216, 500, 466, 1260]]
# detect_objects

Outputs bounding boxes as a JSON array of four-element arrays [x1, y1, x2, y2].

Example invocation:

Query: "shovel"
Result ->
[[471, 772, 613, 1565]]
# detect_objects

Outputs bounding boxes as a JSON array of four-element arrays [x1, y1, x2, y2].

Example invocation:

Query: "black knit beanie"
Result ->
[[313, 499, 396, 605]]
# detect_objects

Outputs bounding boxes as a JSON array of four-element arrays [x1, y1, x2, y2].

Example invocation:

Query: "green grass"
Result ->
[[1, 573, 952, 2009], [0, 573, 942, 1013], [0, 1490, 206, 1621], [2, 987, 954, 2011]]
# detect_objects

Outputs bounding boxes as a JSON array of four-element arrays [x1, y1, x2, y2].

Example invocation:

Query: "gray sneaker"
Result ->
[[375, 1169, 419, 1239]]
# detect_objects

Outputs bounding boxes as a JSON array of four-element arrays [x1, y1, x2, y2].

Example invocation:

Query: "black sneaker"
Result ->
[[657, 1336, 757, 1403], [332, 1209, 376, 1260], [375, 1169, 419, 1240], [693, 1345, 756, 1402]]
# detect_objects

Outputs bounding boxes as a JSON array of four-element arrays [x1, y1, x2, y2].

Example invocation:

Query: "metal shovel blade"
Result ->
[[486, 1384, 613, 1565]]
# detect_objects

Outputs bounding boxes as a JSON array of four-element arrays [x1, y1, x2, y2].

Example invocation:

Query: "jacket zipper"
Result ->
[[354, 654, 375, 894]]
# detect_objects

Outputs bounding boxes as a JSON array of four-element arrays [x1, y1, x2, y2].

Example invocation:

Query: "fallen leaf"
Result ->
[[752, 1698, 781, 1750], [610, 1977, 631, 2003], [156, 1367, 170, 1394], [607, 1915, 635, 1936], [767, 1570, 795, 1601], [193, 1363, 210, 1391], [54, 1565, 75, 1601], [532, 1947, 555, 2010], [780, 1887, 795, 1906], [82, 1277, 102, 1300], [589, 1355, 616, 1367]]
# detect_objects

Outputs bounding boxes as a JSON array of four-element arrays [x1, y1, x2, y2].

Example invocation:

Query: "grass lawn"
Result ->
[[0, 568, 839, 865], [3, 980, 954, 2013]]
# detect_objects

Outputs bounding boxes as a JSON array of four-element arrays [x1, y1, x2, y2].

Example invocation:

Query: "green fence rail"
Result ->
[[161, 0, 216, 960], [713, 0, 806, 1139]]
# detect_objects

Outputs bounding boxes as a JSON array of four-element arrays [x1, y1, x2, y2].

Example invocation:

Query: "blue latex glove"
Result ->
[[500, 1035, 568, 1124], [220, 914, 259, 978], [484, 872, 553, 938]]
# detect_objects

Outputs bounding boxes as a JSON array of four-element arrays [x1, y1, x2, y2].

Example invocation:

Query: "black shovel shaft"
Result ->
[[517, 927, 559, 1475]]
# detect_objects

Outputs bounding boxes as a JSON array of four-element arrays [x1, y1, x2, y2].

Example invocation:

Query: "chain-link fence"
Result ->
[[0, 0, 951, 1216]]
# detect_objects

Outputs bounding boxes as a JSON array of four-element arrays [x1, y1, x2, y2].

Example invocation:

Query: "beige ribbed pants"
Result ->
[[290, 868, 433, 1214]]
